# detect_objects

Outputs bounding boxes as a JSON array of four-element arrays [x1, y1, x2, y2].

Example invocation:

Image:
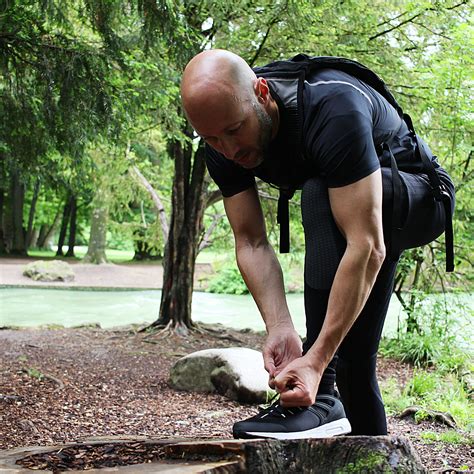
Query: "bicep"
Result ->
[[328, 169, 385, 252], [224, 186, 267, 246]]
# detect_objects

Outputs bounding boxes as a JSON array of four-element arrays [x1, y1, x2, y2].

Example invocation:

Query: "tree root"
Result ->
[[399, 405, 457, 428], [20, 419, 41, 434], [141, 321, 244, 343], [193, 322, 244, 343], [21, 369, 65, 391], [0, 394, 24, 403], [42, 373, 65, 392], [142, 321, 190, 340]]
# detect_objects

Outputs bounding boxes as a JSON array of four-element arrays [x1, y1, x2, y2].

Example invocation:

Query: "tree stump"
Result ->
[[0, 435, 427, 473]]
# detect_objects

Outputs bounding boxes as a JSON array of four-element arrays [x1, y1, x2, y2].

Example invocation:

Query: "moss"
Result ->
[[336, 451, 391, 474]]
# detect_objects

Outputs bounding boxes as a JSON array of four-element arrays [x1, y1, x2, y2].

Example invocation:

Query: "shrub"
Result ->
[[207, 264, 249, 295]]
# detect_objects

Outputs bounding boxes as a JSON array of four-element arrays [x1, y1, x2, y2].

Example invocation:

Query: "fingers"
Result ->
[[263, 355, 276, 378], [273, 370, 314, 407]]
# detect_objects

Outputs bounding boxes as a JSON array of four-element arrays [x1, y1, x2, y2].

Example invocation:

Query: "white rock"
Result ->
[[169, 347, 275, 404], [23, 260, 75, 282]]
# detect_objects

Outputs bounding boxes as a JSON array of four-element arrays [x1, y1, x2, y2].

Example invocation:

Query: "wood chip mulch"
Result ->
[[17, 442, 166, 471], [0, 326, 472, 472]]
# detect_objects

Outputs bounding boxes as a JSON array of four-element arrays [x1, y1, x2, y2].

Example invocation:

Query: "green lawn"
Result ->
[[28, 246, 135, 263], [26, 247, 231, 265]]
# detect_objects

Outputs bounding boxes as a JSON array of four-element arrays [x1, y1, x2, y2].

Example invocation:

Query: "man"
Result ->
[[180, 49, 454, 439]]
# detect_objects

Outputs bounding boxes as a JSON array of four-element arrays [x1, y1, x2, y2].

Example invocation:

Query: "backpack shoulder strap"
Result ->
[[255, 54, 405, 119]]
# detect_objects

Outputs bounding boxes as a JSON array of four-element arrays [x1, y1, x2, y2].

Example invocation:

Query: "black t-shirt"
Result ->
[[205, 68, 424, 197]]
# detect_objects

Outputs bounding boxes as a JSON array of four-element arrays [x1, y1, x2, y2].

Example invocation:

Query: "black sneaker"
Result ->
[[232, 394, 351, 440]]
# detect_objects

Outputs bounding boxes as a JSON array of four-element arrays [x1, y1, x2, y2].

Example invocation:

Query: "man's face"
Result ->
[[189, 96, 273, 169]]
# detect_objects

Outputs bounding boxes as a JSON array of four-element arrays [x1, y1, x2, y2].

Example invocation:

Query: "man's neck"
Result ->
[[268, 96, 280, 140]]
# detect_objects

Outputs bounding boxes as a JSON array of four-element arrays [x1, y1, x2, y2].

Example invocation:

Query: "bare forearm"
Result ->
[[236, 241, 293, 332], [306, 244, 385, 369]]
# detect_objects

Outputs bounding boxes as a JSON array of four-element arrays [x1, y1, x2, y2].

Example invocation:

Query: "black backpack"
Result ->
[[254, 54, 454, 271]]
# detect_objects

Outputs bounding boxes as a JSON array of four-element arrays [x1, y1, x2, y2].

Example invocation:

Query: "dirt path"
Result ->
[[0, 257, 214, 290], [0, 327, 471, 472]]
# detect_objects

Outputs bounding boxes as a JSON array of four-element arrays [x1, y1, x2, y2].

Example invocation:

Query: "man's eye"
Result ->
[[228, 124, 242, 134]]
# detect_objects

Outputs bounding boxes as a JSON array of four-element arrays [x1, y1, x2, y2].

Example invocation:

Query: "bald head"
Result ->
[[180, 49, 278, 168], [181, 49, 257, 117]]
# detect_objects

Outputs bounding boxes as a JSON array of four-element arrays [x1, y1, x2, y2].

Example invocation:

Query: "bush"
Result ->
[[207, 264, 249, 295], [379, 292, 472, 372], [206, 253, 305, 295]]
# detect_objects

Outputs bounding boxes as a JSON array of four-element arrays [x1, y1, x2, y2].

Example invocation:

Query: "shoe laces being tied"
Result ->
[[257, 394, 305, 419]]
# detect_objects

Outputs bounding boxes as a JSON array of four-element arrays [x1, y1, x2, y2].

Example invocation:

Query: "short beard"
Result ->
[[253, 102, 273, 156]]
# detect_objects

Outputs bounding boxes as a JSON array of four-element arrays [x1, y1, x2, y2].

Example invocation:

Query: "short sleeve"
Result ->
[[205, 145, 255, 197], [304, 85, 381, 188]]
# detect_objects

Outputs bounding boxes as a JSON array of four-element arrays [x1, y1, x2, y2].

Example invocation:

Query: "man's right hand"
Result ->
[[263, 325, 303, 388]]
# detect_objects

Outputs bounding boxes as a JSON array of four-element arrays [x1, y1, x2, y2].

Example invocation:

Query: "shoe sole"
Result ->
[[237, 417, 352, 440]]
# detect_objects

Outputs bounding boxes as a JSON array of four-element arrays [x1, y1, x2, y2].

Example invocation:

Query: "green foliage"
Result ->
[[337, 451, 390, 474], [380, 378, 415, 416], [421, 430, 473, 445], [379, 292, 472, 371], [26, 368, 44, 380], [381, 371, 473, 431], [207, 262, 249, 295], [205, 253, 304, 294], [1, 0, 472, 328]]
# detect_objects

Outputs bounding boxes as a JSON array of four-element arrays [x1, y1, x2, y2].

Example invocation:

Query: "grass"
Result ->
[[27, 246, 135, 263], [381, 370, 473, 432], [420, 430, 473, 445], [28, 247, 231, 265], [26, 367, 44, 380]]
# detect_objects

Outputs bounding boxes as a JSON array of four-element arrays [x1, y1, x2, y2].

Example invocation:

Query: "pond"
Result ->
[[1, 287, 459, 339]]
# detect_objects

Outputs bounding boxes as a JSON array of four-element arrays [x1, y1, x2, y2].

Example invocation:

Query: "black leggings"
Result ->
[[300, 167, 454, 435]]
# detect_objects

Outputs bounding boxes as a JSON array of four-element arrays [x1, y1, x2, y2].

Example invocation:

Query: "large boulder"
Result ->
[[169, 347, 274, 404], [23, 260, 75, 282]]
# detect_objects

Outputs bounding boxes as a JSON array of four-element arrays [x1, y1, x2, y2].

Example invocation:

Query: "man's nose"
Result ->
[[220, 137, 240, 161]]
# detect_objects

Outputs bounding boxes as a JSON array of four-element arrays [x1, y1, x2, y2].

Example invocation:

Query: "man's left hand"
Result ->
[[273, 355, 322, 407]]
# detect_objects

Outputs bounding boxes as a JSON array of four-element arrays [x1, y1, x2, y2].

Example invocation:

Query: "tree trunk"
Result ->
[[83, 188, 109, 264], [26, 178, 41, 249], [149, 137, 207, 335], [37, 208, 61, 250], [0, 184, 5, 255], [28, 227, 39, 248], [37, 224, 48, 249], [9, 168, 27, 255], [56, 194, 73, 257], [65, 197, 77, 257]]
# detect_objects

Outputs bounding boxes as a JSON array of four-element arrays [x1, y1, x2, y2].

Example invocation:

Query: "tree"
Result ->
[[0, 0, 117, 254], [150, 0, 472, 335]]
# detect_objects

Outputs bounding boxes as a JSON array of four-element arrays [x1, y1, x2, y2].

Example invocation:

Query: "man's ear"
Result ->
[[255, 77, 270, 103]]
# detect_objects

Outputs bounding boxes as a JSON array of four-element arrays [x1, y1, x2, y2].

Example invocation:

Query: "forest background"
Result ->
[[1, 0, 472, 333]]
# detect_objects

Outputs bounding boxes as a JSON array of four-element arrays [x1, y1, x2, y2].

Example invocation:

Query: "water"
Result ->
[[0, 287, 415, 337]]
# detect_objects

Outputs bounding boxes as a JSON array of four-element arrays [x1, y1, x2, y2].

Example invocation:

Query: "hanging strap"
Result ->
[[383, 144, 403, 261], [277, 191, 290, 253], [403, 114, 454, 272]]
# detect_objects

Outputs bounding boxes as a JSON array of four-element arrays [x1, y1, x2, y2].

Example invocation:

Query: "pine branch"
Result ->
[[249, 17, 279, 67], [370, 1, 468, 41], [369, 11, 425, 41]]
